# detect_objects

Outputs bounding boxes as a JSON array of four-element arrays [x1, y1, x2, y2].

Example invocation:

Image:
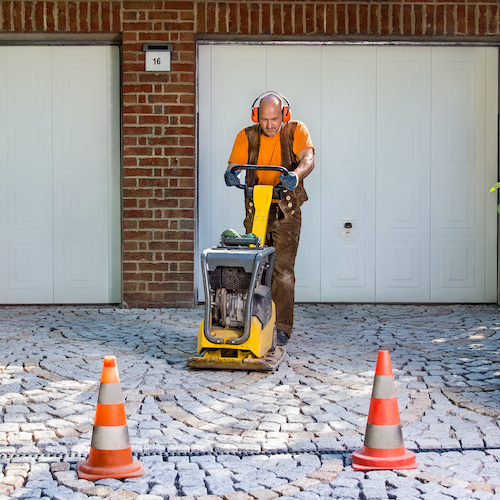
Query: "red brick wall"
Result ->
[[0, 1, 122, 32], [196, 2, 499, 37], [1, 1, 499, 308]]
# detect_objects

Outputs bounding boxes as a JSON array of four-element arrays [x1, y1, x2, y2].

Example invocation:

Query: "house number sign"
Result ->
[[143, 44, 173, 72]]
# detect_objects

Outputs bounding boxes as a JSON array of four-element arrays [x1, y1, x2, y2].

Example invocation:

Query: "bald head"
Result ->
[[258, 94, 283, 137], [260, 93, 282, 109]]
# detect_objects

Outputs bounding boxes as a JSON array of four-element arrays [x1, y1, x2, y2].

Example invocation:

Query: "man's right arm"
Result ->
[[225, 129, 248, 185]]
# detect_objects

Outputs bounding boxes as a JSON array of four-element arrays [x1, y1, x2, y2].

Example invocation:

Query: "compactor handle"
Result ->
[[230, 164, 289, 190]]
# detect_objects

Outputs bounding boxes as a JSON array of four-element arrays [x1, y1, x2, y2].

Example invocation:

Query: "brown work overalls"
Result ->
[[243, 121, 308, 337]]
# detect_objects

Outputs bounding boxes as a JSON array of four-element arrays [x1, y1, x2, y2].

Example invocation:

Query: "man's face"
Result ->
[[259, 101, 282, 137]]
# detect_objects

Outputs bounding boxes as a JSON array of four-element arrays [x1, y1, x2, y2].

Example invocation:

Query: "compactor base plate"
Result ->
[[187, 346, 285, 372]]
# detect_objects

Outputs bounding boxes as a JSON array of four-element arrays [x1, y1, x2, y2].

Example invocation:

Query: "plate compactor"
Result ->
[[187, 165, 288, 372]]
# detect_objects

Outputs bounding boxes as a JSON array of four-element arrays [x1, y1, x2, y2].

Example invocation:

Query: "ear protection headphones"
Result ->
[[251, 91, 291, 123]]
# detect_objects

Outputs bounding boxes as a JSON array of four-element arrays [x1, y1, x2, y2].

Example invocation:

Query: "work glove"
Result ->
[[224, 169, 240, 186], [279, 171, 298, 190]]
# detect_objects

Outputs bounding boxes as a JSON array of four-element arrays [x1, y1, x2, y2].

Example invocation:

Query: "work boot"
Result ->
[[276, 329, 289, 346]]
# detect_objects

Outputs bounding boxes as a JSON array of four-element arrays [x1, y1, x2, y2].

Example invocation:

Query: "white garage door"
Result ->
[[197, 44, 498, 303], [0, 46, 121, 304]]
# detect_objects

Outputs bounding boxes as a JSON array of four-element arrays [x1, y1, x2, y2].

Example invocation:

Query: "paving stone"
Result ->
[[470, 492, 496, 500], [329, 485, 360, 498], [106, 490, 140, 500], [205, 476, 236, 497], [290, 477, 321, 491], [360, 488, 389, 499], [0, 485, 14, 496], [223, 493, 253, 500], [247, 489, 279, 499], [181, 484, 208, 497], [149, 484, 178, 497], [271, 484, 301, 497], [290, 492, 323, 500], [85, 485, 113, 497]]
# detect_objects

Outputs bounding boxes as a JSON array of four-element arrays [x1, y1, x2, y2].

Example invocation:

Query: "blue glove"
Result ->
[[279, 171, 298, 190], [224, 169, 240, 186]]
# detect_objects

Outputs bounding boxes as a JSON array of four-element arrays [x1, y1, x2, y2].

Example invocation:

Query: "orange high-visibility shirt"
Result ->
[[228, 121, 314, 186]]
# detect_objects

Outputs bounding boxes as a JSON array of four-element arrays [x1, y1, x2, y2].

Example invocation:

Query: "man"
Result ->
[[224, 91, 315, 346]]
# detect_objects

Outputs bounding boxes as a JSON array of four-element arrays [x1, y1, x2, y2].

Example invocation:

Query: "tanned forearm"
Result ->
[[294, 148, 315, 182]]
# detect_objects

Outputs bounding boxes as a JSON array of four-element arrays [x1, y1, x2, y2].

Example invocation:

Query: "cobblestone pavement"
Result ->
[[0, 303, 499, 500]]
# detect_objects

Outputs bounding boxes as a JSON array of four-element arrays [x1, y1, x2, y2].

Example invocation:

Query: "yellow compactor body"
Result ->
[[187, 166, 287, 372]]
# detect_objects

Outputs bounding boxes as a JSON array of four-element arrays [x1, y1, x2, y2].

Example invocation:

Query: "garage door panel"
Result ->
[[198, 45, 267, 296], [321, 46, 376, 301], [379, 180, 423, 229], [62, 181, 108, 229], [266, 45, 321, 144], [439, 181, 476, 229], [438, 239, 475, 288], [8, 241, 47, 288], [62, 237, 102, 289], [267, 46, 322, 302], [7, 59, 52, 172], [8, 181, 49, 231], [52, 48, 109, 176], [213, 45, 266, 247], [56, 56, 109, 169], [377, 48, 431, 173], [0, 47, 53, 303], [431, 47, 492, 302], [443, 63, 476, 106], [443, 114, 477, 169], [433, 53, 484, 173], [331, 178, 368, 227], [333, 242, 365, 283], [52, 47, 116, 303], [3, 54, 53, 297], [386, 125, 420, 166], [336, 66, 370, 112], [376, 47, 431, 302], [328, 238, 375, 301], [324, 63, 375, 168], [6, 240, 52, 304], [378, 239, 423, 288], [446, 122, 473, 166]]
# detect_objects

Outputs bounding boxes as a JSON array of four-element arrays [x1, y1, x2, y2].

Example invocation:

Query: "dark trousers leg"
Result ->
[[244, 207, 302, 337], [266, 210, 301, 337]]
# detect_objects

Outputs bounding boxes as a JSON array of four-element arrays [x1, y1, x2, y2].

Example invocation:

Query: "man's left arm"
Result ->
[[294, 147, 315, 182], [279, 147, 314, 190]]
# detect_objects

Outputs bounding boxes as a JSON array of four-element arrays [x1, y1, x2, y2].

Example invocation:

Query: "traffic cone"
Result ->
[[351, 350, 417, 471], [77, 356, 144, 480]]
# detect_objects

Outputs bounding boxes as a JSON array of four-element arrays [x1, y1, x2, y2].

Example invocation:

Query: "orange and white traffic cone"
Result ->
[[77, 356, 144, 480], [351, 350, 417, 471]]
